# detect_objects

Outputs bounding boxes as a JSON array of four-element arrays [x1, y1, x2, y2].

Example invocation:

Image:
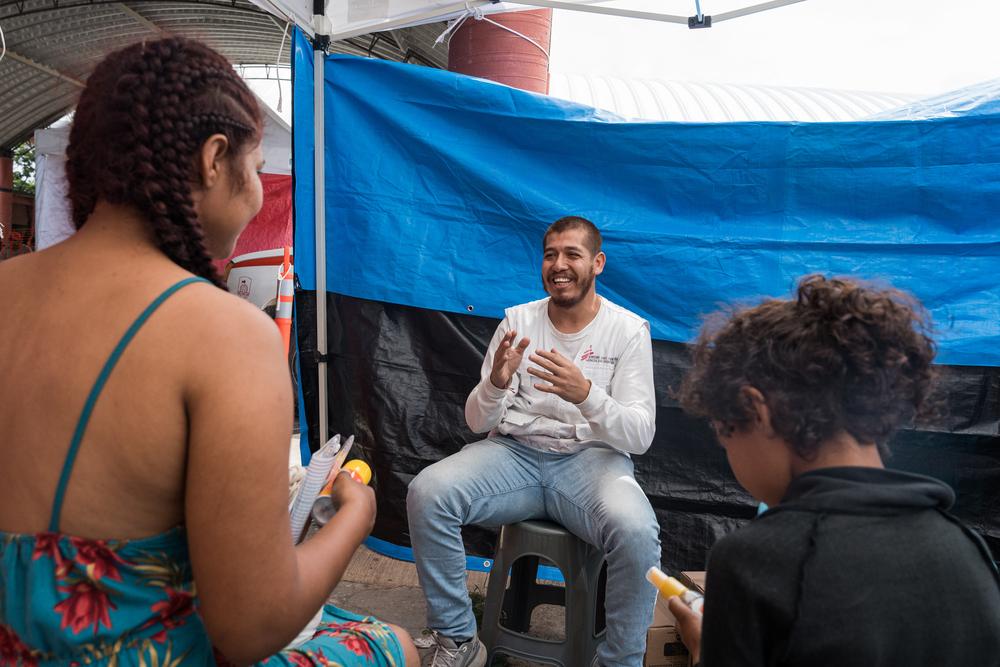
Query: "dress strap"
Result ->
[[48, 277, 210, 532]]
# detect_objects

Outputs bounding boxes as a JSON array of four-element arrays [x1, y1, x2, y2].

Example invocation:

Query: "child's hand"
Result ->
[[668, 596, 703, 664]]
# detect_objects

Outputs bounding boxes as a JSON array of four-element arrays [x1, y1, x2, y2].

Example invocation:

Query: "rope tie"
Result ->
[[435, 3, 549, 58], [276, 21, 290, 112]]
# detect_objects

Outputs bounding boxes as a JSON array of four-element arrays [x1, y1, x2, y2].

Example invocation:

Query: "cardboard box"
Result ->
[[644, 624, 691, 667], [652, 592, 674, 628], [644, 572, 706, 667], [646, 594, 691, 667]]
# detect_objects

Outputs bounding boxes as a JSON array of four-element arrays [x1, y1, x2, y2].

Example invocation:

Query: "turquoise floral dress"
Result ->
[[0, 279, 405, 667]]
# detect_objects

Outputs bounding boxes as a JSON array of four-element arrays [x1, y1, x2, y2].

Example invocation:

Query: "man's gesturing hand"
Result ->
[[490, 330, 531, 389], [527, 349, 592, 405]]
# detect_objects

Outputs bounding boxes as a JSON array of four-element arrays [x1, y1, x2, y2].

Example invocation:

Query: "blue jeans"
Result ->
[[406, 437, 661, 667]]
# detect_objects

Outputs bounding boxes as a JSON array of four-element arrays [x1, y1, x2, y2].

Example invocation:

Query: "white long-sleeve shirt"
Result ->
[[465, 296, 656, 455]]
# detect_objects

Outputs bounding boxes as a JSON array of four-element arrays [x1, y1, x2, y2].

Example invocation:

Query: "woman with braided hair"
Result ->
[[0, 38, 418, 666]]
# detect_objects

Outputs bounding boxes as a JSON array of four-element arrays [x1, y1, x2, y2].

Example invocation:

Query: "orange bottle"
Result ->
[[312, 460, 373, 526]]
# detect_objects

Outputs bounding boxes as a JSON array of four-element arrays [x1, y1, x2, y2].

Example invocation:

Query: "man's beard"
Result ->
[[545, 269, 596, 308]]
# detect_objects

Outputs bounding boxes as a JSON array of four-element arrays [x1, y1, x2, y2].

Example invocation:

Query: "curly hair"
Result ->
[[66, 38, 263, 287], [677, 275, 937, 460]]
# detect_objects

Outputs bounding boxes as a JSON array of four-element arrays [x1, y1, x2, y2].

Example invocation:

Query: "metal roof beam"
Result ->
[[516, 0, 688, 25], [713, 0, 809, 23], [2, 91, 75, 138], [2, 105, 74, 151], [116, 2, 169, 35], [3, 49, 85, 88], [455, 0, 810, 28]]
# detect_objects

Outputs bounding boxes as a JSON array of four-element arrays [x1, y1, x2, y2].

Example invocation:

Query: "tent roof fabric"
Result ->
[[0, 0, 446, 150]]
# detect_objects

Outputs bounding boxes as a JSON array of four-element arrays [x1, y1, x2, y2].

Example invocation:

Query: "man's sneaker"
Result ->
[[427, 631, 487, 667]]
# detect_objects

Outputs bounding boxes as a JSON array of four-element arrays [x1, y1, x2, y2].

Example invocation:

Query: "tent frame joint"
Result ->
[[688, 13, 712, 28], [312, 33, 331, 51]]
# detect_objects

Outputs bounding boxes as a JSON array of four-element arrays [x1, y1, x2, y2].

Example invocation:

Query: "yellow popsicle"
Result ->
[[646, 567, 688, 598]]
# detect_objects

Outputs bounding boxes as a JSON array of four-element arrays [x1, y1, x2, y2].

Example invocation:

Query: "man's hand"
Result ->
[[490, 330, 531, 389], [527, 349, 592, 404], [667, 596, 702, 665]]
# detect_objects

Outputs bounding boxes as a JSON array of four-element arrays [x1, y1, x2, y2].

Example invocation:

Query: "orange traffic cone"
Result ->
[[275, 246, 293, 356]]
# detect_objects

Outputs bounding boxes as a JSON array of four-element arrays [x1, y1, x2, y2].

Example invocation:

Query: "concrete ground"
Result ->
[[328, 544, 565, 666], [292, 441, 565, 665]]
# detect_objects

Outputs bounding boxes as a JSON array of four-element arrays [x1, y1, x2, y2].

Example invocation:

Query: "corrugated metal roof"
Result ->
[[1, 0, 919, 149], [0, 0, 446, 149], [549, 73, 917, 122]]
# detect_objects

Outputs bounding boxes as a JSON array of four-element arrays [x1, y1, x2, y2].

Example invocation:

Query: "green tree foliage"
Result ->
[[12, 141, 35, 195]]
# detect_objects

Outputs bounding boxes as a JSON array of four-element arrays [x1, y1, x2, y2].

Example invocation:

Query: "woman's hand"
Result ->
[[327, 471, 376, 532], [185, 296, 378, 663], [668, 596, 703, 665]]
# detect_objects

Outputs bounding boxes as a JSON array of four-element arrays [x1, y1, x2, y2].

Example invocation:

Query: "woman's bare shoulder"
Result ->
[[172, 281, 286, 362]]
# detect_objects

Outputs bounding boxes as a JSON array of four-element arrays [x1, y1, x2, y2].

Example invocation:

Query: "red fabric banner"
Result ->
[[213, 173, 292, 272]]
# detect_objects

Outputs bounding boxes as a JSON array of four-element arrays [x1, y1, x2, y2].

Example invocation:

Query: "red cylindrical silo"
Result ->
[[0, 153, 13, 258], [448, 9, 552, 95]]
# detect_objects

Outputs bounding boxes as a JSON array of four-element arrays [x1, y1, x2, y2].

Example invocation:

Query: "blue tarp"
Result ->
[[868, 77, 1000, 120], [293, 29, 1000, 367]]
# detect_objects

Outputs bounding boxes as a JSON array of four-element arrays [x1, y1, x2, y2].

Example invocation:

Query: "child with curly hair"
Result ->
[[671, 275, 1000, 667]]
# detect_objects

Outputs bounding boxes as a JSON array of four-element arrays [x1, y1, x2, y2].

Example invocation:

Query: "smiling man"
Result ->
[[407, 217, 660, 667]]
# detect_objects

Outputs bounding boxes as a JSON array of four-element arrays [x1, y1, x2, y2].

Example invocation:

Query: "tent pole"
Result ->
[[313, 2, 330, 446]]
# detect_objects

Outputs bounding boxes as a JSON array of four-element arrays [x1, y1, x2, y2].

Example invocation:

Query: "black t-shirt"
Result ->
[[700, 466, 1000, 667]]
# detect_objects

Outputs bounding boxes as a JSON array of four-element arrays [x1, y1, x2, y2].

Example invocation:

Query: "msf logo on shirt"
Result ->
[[579, 345, 617, 365]]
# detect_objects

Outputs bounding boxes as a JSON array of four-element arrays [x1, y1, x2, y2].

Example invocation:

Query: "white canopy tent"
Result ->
[[251, 0, 809, 40], [249, 0, 815, 443], [34, 99, 291, 251]]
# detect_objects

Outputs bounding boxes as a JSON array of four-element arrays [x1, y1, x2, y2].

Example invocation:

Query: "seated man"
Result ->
[[407, 216, 660, 667]]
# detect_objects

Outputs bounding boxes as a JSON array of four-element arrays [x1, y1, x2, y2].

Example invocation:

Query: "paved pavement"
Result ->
[[293, 440, 564, 666], [330, 545, 564, 666]]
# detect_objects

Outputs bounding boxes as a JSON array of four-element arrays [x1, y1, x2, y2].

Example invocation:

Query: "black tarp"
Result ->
[[296, 290, 1000, 571]]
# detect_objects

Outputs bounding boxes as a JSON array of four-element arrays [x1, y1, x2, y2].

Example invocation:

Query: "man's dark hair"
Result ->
[[678, 275, 936, 460], [543, 216, 602, 256]]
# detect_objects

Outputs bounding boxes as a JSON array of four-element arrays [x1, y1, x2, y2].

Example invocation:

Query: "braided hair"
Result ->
[[66, 38, 263, 287]]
